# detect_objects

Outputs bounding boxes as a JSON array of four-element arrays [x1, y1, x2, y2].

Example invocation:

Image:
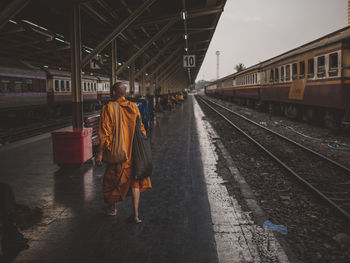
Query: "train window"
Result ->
[[84, 82, 87, 91], [329, 53, 338, 76], [55, 80, 59, 92], [66, 81, 70, 91], [0, 79, 10, 93], [292, 63, 298, 80], [14, 81, 23, 92], [286, 65, 291, 81], [317, 56, 325, 77], [26, 79, 33, 92], [307, 58, 314, 78], [275, 68, 279, 82], [299, 61, 305, 79], [61, 80, 65, 92], [281, 66, 284, 81], [270, 69, 274, 82]]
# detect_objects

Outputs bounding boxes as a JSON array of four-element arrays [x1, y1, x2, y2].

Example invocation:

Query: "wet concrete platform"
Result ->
[[0, 96, 289, 263]]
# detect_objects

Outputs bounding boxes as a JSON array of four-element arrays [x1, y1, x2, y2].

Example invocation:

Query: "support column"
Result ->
[[111, 39, 117, 85], [70, 1, 83, 129], [129, 60, 135, 97], [141, 56, 146, 96]]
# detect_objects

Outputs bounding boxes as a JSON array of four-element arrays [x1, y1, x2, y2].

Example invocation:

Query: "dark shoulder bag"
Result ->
[[132, 116, 153, 180]]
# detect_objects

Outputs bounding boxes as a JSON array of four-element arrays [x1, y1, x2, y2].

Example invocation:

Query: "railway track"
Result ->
[[196, 95, 350, 221], [0, 111, 100, 144]]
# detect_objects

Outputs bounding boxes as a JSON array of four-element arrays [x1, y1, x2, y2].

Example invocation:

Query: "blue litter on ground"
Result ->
[[263, 220, 288, 235]]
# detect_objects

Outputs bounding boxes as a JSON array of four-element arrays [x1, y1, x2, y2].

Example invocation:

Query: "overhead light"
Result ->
[[43, 65, 48, 68], [145, 73, 148, 76], [85, 49, 91, 53], [54, 37, 65, 43], [184, 34, 188, 40], [181, 10, 187, 20], [9, 20, 17, 24], [127, 66, 130, 69], [90, 73, 94, 76], [185, 47, 188, 52], [118, 62, 122, 66]]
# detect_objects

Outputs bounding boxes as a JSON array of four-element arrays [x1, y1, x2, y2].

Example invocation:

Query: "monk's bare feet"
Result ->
[[102, 204, 117, 216], [126, 214, 142, 224]]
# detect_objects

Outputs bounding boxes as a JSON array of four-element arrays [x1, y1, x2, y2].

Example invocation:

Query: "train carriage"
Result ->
[[205, 26, 350, 128]]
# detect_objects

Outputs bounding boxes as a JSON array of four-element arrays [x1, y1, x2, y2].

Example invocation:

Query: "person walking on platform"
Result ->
[[96, 82, 152, 223]]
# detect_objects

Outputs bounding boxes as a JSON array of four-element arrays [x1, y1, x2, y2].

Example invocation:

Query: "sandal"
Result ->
[[102, 206, 117, 216], [126, 214, 142, 224]]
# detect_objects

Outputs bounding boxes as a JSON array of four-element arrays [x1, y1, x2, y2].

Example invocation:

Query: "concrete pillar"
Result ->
[[111, 39, 117, 85], [70, 2, 83, 129]]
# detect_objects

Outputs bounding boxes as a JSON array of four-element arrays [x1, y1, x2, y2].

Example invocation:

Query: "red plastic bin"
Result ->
[[51, 128, 93, 164]]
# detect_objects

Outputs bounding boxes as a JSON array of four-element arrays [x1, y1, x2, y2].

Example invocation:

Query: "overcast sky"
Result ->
[[196, 0, 347, 81]]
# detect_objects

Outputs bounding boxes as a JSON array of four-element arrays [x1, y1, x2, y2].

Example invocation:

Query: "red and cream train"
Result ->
[[205, 26, 350, 128]]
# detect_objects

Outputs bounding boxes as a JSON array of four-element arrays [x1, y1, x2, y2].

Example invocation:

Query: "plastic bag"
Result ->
[[132, 116, 152, 180], [263, 220, 288, 235]]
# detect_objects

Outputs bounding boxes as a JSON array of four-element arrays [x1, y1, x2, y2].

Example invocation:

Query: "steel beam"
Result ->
[[115, 19, 177, 75], [81, 0, 156, 67], [22, 45, 70, 58], [70, 1, 83, 129], [150, 46, 182, 77], [132, 5, 224, 28], [0, 0, 31, 30], [134, 35, 181, 79], [162, 65, 183, 84], [157, 57, 182, 82]]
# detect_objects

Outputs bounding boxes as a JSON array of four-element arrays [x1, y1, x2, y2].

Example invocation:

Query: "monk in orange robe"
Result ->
[[96, 82, 151, 223], [178, 92, 184, 101]]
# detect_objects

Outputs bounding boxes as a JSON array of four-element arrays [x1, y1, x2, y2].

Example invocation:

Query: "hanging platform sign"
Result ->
[[183, 55, 195, 68]]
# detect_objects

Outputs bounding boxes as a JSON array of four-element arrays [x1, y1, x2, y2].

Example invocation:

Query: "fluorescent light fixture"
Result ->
[[43, 65, 48, 68], [127, 66, 130, 69], [85, 50, 91, 53], [9, 20, 17, 24], [184, 34, 188, 40], [22, 20, 48, 31], [145, 73, 148, 76], [181, 10, 187, 20], [118, 62, 122, 66], [185, 47, 188, 52], [54, 37, 65, 43], [90, 73, 93, 76]]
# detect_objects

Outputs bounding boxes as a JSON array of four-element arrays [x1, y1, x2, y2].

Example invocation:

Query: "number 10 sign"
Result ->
[[183, 55, 196, 67]]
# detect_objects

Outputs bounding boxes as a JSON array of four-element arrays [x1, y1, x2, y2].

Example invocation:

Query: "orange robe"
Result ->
[[98, 97, 152, 204]]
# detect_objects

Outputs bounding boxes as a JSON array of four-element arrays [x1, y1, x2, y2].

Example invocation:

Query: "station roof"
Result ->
[[0, 0, 226, 88]]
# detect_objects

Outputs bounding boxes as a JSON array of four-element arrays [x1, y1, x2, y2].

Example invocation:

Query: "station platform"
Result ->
[[0, 96, 289, 263]]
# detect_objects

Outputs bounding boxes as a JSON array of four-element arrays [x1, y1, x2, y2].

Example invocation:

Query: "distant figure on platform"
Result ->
[[96, 82, 151, 223]]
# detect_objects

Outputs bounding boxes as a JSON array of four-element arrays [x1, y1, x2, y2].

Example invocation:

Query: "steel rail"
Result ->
[[196, 95, 350, 221], [202, 96, 350, 174]]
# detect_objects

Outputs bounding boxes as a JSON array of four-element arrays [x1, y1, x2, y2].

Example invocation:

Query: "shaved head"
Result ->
[[111, 82, 126, 99]]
